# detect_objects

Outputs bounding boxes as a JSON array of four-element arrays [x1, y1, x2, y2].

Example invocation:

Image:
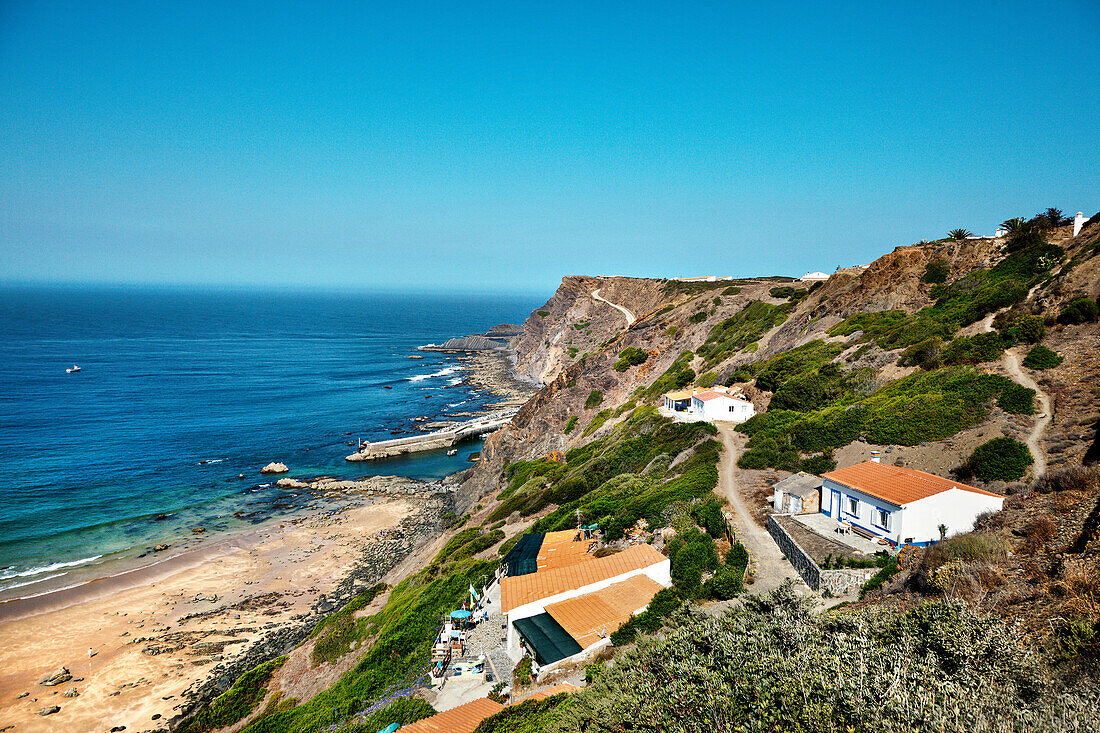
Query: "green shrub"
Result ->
[[614, 346, 649, 372], [858, 555, 900, 598], [921, 259, 950, 284], [1022, 344, 1063, 370], [178, 657, 288, 733], [513, 656, 533, 687], [722, 285, 741, 295], [563, 416, 578, 434], [697, 301, 792, 367], [644, 351, 695, 398], [1057, 295, 1099, 325], [567, 347, 578, 358], [335, 697, 436, 733], [962, 437, 1033, 481], [497, 534, 522, 556], [537, 310, 550, 317], [994, 311, 1045, 344], [609, 588, 683, 645], [997, 384, 1035, 414], [690, 499, 725, 538], [668, 529, 718, 597], [473, 693, 571, 733], [704, 564, 744, 600], [310, 584, 388, 666], [583, 408, 613, 437], [689, 311, 708, 323], [584, 390, 604, 410], [695, 371, 717, 388]]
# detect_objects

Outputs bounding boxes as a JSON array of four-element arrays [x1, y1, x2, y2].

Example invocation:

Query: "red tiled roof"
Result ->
[[502, 544, 667, 613], [823, 461, 1003, 507], [544, 575, 664, 649], [399, 697, 504, 733]]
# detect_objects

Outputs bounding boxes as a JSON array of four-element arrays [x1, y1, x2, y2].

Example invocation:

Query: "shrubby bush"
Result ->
[[1022, 344, 1063, 370], [613, 347, 648, 372], [697, 301, 792, 367], [584, 390, 604, 410], [644, 351, 694, 398], [1058, 295, 1100, 325], [921, 258, 950, 284], [961, 437, 1033, 482], [549, 587, 1096, 733]]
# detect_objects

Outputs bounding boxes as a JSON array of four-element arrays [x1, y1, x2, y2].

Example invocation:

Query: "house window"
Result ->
[[846, 496, 858, 515], [874, 508, 891, 530]]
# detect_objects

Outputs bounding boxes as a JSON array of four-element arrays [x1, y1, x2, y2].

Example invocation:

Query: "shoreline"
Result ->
[[0, 477, 452, 733]]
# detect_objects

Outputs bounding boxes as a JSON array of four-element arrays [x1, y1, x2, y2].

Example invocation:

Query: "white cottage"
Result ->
[[821, 460, 1004, 546], [690, 390, 755, 423]]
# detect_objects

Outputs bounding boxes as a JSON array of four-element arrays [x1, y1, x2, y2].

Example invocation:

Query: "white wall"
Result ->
[[505, 559, 671, 660], [1074, 212, 1086, 237], [902, 488, 1004, 544], [822, 478, 902, 543], [691, 396, 755, 423]]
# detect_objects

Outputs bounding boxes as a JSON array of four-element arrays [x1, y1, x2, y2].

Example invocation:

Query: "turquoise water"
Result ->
[[0, 285, 541, 597]]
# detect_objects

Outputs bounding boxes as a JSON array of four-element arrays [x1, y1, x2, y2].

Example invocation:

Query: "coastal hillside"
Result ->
[[171, 210, 1100, 733]]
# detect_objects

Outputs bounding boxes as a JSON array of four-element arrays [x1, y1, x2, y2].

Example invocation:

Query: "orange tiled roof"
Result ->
[[502, 544, 667, 613], [544, 575, 664, 649], [823, 461, 1003, 507], [398, 697, 504, 733], [536, 536, 596, 572]]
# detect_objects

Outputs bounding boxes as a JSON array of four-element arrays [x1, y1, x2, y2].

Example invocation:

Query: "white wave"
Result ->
[[447, 378, 463, 386], [0, 554, 104, 582], [0, 572, 70, 592], [407, 366, 464, 382]]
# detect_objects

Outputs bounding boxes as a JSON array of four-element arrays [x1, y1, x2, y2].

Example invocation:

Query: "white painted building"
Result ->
[[800, 271, 830, 282], [501, 543, 670, 662], [821, 459, 1004, 546], [690, 390, 756, 422], [1074, 211, 1086, 237]]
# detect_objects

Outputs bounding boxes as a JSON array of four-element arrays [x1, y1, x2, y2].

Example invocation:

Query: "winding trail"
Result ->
[[591, 288, 636, 327], [980, 312, 1052, 479], [716, 425, 799, 593]]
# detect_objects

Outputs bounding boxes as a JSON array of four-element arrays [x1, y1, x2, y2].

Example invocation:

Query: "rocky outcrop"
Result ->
[[275, 478, 309, 489], [260, 462, 288, 474], [421, 335, 507, 351], [40, 667, 71, 686]]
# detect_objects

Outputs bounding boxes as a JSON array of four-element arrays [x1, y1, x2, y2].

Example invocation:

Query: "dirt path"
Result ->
[[715, 425, 798, 593], [591, 288, 636, 327], [980, 313, 1052, 479]]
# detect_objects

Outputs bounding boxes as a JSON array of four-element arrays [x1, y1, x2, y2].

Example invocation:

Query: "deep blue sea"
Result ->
[[0, 285, 540, 599]]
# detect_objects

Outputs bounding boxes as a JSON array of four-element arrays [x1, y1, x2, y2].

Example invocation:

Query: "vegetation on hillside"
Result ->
[[176, 656, 288, 733], [961, 437, 1034, 482], [698, 300, 793, 367], [738, 366, 1033, 471]]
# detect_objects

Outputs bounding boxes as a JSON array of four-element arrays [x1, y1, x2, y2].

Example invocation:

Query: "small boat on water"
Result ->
[[66, 365, 81, 373]]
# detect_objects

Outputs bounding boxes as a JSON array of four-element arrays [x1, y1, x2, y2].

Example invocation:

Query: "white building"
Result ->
[[800, 271, 830, 282], [772, 472, 823, 514], [1074, 211, 1086, 237], [662, 386, 756, 423], [501, 543, 670, 667], [691, 390, 755, 422], [821, 459, 1004, 546]]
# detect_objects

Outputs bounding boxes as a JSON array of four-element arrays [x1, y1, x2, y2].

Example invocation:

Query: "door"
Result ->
[[830, 489, 841, 517]]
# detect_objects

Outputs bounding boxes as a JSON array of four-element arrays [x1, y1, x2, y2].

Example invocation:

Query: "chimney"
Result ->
[[870, 450, 882, 464]]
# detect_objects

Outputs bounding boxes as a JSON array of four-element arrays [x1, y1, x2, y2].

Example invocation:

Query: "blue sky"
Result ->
[[1, 0, 1097, 293]]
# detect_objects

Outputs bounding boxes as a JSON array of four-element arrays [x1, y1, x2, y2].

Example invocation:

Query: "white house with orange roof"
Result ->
[[662, 385, 755, 423], [501, 543, 670, 667], [821, 458, 1005, 546]]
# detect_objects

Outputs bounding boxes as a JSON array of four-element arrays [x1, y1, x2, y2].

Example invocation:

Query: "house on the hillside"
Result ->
[[821, 459, 1004, 546], [800, 271, 830, 282], [771, 472, 822, 514], [661, 385, 756, 423], [691, 390, 755, 422], [501, 543, 670, 669]]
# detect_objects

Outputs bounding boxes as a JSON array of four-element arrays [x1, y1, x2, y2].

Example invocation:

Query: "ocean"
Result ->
[[0, 285, 541, 600]]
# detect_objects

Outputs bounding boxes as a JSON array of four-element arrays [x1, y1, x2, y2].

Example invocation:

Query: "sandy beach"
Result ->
[[0, 480, 446, 733]]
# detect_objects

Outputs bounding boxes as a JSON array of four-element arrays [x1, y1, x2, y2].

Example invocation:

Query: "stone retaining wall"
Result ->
[[767, 514, 871, 595]]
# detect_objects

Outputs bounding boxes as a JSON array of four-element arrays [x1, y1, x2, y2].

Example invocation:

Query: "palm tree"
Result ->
[[1001, 217, 1027, 233], [948, 229, 972, 241]]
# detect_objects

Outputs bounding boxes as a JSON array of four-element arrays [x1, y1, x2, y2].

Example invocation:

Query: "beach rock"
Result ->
[[154, 544, 169, 552], [276, 478, 309, 489], [16, 692, 28, 699], [111, 726, 127, 731], [191, 527, 205, 534], [38, 705, 60, 716], [152, 714, 161, 720], [62, 689, 79, 698], [260, 462, 288, 474], [154, 513, 168, 521], [40, 668, 71, 686]]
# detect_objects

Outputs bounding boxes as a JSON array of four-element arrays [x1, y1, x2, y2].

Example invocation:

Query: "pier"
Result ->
[[346, 409, 517, 461]]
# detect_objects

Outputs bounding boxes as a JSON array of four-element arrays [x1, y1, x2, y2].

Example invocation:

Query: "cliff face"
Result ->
[[453, 216, 1100, 515]]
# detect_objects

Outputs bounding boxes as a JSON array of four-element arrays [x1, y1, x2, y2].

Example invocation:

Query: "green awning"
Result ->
[[503, 533, 544, 577], [513, 613, 583, 665]]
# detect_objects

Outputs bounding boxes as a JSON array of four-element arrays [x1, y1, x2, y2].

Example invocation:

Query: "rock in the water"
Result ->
[[191, 527, 205, 534], [38, 706, 60, 716], [153, 544, 169, 551], [154, 513, 168, 521], [276, 478, 309, 489], [260, 462, 288, 474], [40, 668, 71, 686]]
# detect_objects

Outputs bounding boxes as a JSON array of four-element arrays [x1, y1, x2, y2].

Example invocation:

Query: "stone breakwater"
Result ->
[[169, 481, 454, 731]]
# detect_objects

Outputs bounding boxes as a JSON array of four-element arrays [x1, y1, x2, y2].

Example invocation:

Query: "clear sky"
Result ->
[[1, 0, 1097, 293]]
